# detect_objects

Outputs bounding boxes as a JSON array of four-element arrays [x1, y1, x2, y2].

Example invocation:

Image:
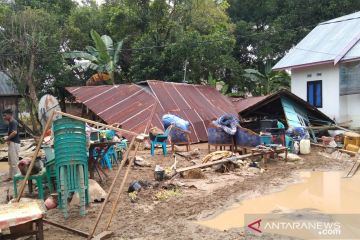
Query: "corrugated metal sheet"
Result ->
[[230, 96, 267, 113], [0, 72, 20, 96], [66, 80, 237, 143], [273, 11, 360, 70]]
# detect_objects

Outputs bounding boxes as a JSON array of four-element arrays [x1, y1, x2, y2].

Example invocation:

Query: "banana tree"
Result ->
[[242, 66, 290, 96], [63, 29, 123, 85]]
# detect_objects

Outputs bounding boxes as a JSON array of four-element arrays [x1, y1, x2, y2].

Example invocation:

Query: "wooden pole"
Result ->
[[15, 111, 56, 202], [55, 111, 138, 136], [87, 137, 136, 240], [105, 141, 141, 230]]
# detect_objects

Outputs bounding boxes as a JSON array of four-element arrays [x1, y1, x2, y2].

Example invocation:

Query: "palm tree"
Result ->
[[63, 30, 123, 85]]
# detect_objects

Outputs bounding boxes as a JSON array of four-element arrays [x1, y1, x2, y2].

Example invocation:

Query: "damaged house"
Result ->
[[273, 11, 360, 128], [238, 89, 335, 141], [66, 80, 237, 143]]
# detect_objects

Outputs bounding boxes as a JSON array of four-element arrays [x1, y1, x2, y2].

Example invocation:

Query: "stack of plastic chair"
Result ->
[[53, 117, 89, 218]]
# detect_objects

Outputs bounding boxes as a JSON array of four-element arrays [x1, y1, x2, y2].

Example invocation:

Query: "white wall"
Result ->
[[291, 64, 340, 121], [340, 94, 360, 128]]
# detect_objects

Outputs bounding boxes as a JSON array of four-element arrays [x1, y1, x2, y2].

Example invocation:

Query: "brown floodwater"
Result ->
[[198, 171, 360, 231]]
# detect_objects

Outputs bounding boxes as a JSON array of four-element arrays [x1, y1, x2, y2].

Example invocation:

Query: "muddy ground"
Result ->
[[0, 143, 354, 240]]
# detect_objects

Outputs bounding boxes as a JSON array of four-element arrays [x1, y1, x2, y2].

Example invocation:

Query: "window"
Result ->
[[340, 62, 360, 95], [307, 80, 322, 108]]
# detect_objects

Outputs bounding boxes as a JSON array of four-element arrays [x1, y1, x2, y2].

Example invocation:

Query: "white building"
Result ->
[[273, 12, 360, 129]]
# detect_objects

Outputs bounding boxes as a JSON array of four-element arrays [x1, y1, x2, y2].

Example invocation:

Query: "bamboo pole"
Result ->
[[15, 111, 56, 202], [87, 137, 136, 240], [55, 111, 138, 136], [105, 141, 141, 230]]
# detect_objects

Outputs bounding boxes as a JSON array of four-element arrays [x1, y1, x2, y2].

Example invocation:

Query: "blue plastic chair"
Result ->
[[151, 126, 173, 157], [93, 147, 112, 170]]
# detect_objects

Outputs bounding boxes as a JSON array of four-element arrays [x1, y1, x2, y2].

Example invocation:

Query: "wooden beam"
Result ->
[[43, 219, 89, 238], [55, 111, 138, 136], [105, 141, 141, 230], [87, 137, 137, 240]]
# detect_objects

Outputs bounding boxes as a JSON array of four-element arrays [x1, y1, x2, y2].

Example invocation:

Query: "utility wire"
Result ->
[[0, 23, 318, 57], [1, 15, 359, 58]]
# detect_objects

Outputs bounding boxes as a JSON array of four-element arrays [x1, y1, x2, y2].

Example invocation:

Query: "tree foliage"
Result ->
[[1, 0, 360, 131]]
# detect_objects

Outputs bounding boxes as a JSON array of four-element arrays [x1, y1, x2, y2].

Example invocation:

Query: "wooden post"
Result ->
[[87, 137, 136, 240], [15, 111, 56, 202], [105, 140, 141, 230]]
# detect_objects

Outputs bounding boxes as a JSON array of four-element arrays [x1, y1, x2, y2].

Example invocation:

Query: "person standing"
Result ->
[[2, 109, 20, 181]]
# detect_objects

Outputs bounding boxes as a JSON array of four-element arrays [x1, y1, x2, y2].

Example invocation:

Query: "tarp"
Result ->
[[66, 80, 237, 143]]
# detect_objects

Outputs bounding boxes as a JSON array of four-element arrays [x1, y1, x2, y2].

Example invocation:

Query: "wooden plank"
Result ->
[[176, 152, 264, 173], [43, 219, 89, 238]]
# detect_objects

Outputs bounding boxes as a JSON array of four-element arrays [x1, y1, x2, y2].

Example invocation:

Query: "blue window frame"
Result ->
[[307, 80, 322, 108]]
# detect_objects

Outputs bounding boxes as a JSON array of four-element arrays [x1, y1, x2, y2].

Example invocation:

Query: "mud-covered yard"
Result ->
[[0, 143, 354, 240]]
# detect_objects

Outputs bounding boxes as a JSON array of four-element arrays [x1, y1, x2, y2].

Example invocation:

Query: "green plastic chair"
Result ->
[[13, 168, 47, 200], [53, 117, 89, 218]]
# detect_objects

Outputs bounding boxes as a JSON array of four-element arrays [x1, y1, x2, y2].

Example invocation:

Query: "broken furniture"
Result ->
[[251, 145, 288, 167], [208, 124, 235, 153], [169, 126, 192, 152], [150, 126, 172, 157], [53, 117, 89, 218], [88, 142, 116, 180], [13, 168, 47, 200], [0, 200, 45, 240]]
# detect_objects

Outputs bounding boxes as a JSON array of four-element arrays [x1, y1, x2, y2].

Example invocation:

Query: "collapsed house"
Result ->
[[238, 89, 335, 141], [66, 80, 237, 143]]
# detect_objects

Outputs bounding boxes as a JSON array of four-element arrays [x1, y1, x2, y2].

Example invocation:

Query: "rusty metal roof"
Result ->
[[66, 80, 237, 143], [230, 96, 267, 113]]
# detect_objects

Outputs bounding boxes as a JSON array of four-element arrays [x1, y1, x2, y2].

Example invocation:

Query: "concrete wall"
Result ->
[[291, 64, 340, 121], [340, 94, 360, 128]]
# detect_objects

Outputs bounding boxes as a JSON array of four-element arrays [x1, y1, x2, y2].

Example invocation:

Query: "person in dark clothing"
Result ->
[[2, 109, 20, 181]]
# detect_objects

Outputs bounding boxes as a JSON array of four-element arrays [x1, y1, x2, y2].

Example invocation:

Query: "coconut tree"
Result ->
[[63, 29, 123, 85]]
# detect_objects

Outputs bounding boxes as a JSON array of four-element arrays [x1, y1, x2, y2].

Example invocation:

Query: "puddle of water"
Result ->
[[198, 171, 360, 230]]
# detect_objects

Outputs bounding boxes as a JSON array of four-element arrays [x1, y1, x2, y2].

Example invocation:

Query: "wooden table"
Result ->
[[0, 200, 45, 240], [88, 141, 117, 180], [251, 146, 288, 167]]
